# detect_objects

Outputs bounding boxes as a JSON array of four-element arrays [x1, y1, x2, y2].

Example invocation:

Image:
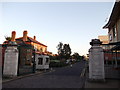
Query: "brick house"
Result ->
[[2, 30, 48, 70]]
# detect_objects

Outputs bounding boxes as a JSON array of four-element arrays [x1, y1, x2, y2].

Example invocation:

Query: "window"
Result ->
[[27, 49, 31, 53], [38, 58, 43, 65], [45, 48, 47, 52], [113, 26, 117, 37], [46, 58, 49, 64], [40, 48, 43, 52]]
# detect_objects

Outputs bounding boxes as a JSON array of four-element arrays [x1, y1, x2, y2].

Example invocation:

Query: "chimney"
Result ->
[[34, 36, 36, 40], [11, 31, 16, 42], [23, 30, 28, 41]]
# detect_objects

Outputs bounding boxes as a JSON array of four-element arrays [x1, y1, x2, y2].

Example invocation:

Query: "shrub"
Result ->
[[50, 60, 67, 67]]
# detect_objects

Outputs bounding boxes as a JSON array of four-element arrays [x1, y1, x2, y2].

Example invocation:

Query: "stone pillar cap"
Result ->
[[8, 41, 17, 45], [90, 39, 102, 46]]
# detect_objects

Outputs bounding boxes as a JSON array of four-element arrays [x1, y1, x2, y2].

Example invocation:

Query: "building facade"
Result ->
[[103, 1, 120, 43], [98, 35, 109, 44], [98, 35, 109, 49], [2, 30, 48, 75], [103, 0, 120, 66]]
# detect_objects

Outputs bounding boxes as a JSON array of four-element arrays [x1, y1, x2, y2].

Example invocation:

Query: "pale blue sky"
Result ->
[[0, 2, 114, 55]]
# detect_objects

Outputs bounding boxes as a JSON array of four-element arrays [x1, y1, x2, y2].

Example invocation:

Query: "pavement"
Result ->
[[2, 69, 55, 83], [84, 65, 120, 88]]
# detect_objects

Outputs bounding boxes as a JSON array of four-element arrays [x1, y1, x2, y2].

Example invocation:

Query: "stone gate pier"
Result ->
[[89, 39, 105, 81], [3, 42, 18, 77]]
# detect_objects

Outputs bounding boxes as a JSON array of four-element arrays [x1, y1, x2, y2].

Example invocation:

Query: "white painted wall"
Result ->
[[89, 40, 105, 81], [3, 46, 18, 76], [35, 54, 50, 69]]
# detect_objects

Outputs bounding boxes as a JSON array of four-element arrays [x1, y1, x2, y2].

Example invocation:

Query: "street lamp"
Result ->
[[32, 48, 36, 73]]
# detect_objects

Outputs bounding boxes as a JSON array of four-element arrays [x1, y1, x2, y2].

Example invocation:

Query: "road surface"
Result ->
[[3, 60, 86, 88]]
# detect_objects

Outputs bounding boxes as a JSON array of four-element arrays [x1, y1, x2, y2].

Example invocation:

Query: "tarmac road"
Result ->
[[2, 60, 86, 88]]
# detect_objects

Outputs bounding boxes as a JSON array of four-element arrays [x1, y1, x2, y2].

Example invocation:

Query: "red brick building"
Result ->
[[2, 30, 48, 66]]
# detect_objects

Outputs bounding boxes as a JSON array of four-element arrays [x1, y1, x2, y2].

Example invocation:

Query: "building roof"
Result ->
[[16, 36, 47, 47], [103, 1, 120, 29]]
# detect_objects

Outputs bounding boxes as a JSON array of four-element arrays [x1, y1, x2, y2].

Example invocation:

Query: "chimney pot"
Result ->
[[11, 31, 16, 42], [34, 36, 36, 40], [23, 30, 28, 41]]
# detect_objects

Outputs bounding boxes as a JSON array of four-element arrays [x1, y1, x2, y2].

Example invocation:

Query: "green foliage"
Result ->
[[72, 52, 84, 61], [49, 55, 59, 60], [50, 60, 67, 67], [56, 42, 72, 60], [5, 36, 12, 41], [56, 42, 63, 55], [50, 60, 60, 63], [63, 44, 71, 59], [72, 52, 80, 60]]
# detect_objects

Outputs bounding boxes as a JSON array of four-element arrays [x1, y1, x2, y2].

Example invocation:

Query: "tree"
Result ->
[[57, 42, 72, 60], [56, 42, 64, 59], [5, 36, 12, 41], [72, 52, 81, 60], [57, 42, 63, 55], [63, 44, 71, 59]]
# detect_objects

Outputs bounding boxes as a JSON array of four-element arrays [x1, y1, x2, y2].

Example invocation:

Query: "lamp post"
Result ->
[[32, 49, 36, 73]]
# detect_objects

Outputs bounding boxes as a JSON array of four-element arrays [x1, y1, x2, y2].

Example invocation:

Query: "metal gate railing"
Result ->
[[103, 43, 120, 68]]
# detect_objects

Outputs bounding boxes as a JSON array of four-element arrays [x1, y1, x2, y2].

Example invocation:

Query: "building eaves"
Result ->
[[15, 36, 47, 47], [28, 37, 47, 47], [103, 1, 120, 29]]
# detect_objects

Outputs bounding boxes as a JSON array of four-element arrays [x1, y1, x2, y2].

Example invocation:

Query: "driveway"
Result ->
[[2, 60, 86, 88]]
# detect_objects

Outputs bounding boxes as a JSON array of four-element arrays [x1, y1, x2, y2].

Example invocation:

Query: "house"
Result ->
[[103, 0, 120, 66], [103, 1, 120, 44], [3, 31, 47, 52], [3, 31, 47, 65], [2, 30, 49, 74]]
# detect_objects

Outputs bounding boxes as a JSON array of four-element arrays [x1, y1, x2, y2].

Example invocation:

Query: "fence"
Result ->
[[103, 43, 120, 68]]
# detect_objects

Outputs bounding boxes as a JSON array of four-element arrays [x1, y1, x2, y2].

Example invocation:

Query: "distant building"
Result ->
[[98, 35, 111, 63], [98, 35, 109, 44], [98, 35, 109, 50]]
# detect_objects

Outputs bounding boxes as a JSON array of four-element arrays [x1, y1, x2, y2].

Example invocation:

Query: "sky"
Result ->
[[0, 1, 115, 55]]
